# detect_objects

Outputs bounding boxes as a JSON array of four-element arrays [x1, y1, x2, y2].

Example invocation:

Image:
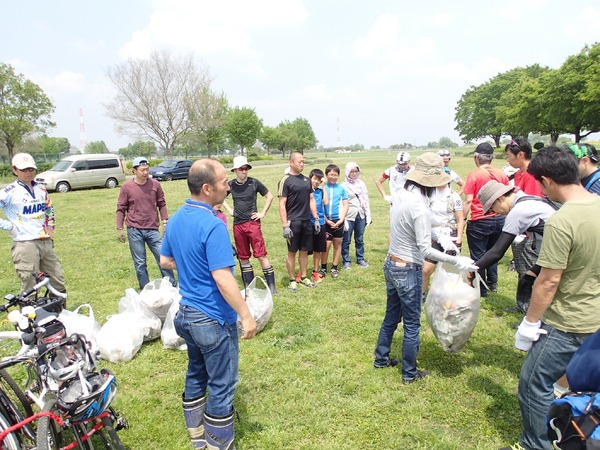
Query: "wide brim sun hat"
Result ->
[[405, 152, 451, 187]]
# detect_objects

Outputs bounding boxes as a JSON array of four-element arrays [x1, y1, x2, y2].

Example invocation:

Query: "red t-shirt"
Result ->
[[513, 170, 543, 196], [463, 165, 510, 221]]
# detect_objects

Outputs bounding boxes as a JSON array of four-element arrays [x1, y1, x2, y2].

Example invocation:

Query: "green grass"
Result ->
[[0, 149, 526, 449]]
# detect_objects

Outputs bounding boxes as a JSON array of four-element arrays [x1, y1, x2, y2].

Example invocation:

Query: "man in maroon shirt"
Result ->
[[116, 157, 175, 290]]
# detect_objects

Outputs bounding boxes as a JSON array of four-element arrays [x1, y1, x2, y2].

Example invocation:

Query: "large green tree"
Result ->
[[455, 82, 503, 147], [224, 107, 263, 156], [105, 49, 212, 158], [275, 118, 317, 158], [0, 63, 55, 161], [259, 125, 282, 155]]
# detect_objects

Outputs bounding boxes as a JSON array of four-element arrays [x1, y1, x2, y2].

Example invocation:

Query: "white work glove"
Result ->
[[314, 222, 321, 235], [384, 195, 393, 205], [437, 234, 459, 254], [515, 318, 548, 352], [366, 215, 372, 226], [8, 224, 18, 239], [283, 226, 293, 239], [451, 256, 478, 272]]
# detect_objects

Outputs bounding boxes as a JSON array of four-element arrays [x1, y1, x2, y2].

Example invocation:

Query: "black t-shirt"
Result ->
[[228, 177, 269, 225], [277, 173, 312, 221]]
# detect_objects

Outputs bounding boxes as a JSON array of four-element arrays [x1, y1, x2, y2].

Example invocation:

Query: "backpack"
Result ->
[[512, 195, 561, 235], [547, 392, 600, 449]]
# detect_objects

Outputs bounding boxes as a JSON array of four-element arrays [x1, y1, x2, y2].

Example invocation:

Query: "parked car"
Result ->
[[36, 154, 126, 193], [149, 160, 193, 181]]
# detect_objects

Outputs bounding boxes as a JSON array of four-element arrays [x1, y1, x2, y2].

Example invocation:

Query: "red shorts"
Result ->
[[233, 221, 267, 260]]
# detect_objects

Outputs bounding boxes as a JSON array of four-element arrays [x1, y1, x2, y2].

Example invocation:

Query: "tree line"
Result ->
[[454, 43, 600, 147], [0, 49, 317, 162]]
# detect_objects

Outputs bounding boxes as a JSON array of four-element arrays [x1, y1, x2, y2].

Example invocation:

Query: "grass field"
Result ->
[[0, 149, 527, 449]]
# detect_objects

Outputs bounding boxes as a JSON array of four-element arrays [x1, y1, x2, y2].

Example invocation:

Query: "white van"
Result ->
[[36, 154, 126, 193]]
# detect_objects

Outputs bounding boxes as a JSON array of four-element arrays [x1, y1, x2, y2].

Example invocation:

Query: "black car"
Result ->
[[149, 160, 193, 181]]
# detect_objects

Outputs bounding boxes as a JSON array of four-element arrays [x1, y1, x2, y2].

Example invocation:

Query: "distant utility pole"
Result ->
[[336, 117, 341, 149], [79, 108, 88, 151]]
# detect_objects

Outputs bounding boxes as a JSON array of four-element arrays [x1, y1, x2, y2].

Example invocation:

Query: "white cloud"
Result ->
[[35, 71, 87, 93], [429, 13, 454, 26], [495, 0, 546, 18], [119, 0, 308, 59], [563, 6, 600, 40]]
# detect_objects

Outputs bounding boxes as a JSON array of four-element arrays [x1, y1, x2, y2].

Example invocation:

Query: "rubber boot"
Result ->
[[262, 266, 277, 294], [240, 264, 254, 289], [183, 393, 207, 449], [204, 411, 235, 450], [516, 273, 535, 313]]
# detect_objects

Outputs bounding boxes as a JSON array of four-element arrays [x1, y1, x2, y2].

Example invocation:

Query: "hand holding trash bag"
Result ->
[[450, 256, 478, 272]]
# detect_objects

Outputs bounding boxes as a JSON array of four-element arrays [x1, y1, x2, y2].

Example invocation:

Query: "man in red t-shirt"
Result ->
[[463, 142, 510, 297], [505, 138, 544, 196]]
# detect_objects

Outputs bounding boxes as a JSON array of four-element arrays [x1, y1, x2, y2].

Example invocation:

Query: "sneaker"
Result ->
[[311, 271, 323, 283], [503, 305, 524, 313], [299, 277, 316, 288], [373, 358, 400, 369], [318, 268, 326, 278], [488, 283, 498, 292], [402, 369, 430, 384], [288, 281, 298, 293], [357, 260, 369, 267], [330, 268, 339, 278], [343, 262, 351, 270], [498, 443, 525, 450], [295, 272, 302, 283]]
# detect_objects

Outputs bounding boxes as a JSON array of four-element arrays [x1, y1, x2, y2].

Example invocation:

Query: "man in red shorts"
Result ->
[[224, 156, 277, 294]]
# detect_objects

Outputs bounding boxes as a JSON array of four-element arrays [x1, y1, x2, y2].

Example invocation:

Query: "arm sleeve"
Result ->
[[156, 183, 168, 220], [474, 232, 516, 270]]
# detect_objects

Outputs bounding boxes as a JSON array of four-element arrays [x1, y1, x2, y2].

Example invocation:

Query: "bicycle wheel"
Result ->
[[0, 410, 20, 450], [0, 368, 34, 418], [36, 396, 63, 450], [96, 415, 125, 450]]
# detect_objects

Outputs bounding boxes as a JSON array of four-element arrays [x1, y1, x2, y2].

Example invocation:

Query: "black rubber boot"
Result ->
[[240, 264, 254, 289], [262, 266, 277, 294], [516, 273, 536, 313], [182, 393, 207, 449], [204, 410, 235, 450]]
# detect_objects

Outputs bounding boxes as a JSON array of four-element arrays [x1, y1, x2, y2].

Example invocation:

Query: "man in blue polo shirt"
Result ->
[[160, 159, 257, 450]]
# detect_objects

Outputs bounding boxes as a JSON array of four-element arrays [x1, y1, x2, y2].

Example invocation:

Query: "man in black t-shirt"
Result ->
[[223, 156, 277, 294], [278, 152, 320, 293]]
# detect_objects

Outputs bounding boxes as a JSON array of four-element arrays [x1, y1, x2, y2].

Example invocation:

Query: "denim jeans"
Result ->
[[174, 305, 239, 416], [374, 259, 423, 380], [127, 227, 175, 289], [466, 216, 505, 295], [517, 324, 590, 450], [342, 216, 366, 264]]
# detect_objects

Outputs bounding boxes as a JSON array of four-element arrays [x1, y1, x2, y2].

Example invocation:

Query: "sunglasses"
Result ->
[[509, 140, 524, 152]]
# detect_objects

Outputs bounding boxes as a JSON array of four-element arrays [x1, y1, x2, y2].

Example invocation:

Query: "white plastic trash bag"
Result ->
[[97, 313, 145, 363], [424, 262, 480, 354], [97, 288, 163, 363], [139, 277, 181, 323], [161, 296, 186, 350], [237, 277, 273, 337], [118, 288, 162, 342], [58, 304, 101, 346]]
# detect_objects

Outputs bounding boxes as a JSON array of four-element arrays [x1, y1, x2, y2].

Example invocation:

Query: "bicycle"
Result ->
[[0, 275, 127, 449]]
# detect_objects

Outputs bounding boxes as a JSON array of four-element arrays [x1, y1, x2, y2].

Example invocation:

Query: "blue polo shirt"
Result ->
[[161, 199, 237, 325]]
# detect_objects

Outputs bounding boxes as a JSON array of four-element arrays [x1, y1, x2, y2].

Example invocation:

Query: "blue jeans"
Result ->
[[342, 216, 366, 264], [174, 305, 239, 416], [374, 259, 423, 380], [127, 227, 175, 290], [517, 324, 590, 450], [466, 216, 505, 295]]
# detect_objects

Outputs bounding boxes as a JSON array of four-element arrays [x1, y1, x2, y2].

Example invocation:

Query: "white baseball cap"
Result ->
[[12, 153, 37, 170], [396, 152, 410, 164]]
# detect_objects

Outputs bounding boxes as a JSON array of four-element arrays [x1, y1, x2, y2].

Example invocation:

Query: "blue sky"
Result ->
[[2, 0, 599, 151]]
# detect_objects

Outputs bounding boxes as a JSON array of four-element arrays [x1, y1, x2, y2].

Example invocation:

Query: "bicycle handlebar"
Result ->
[[0, 274, 67, 313]]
